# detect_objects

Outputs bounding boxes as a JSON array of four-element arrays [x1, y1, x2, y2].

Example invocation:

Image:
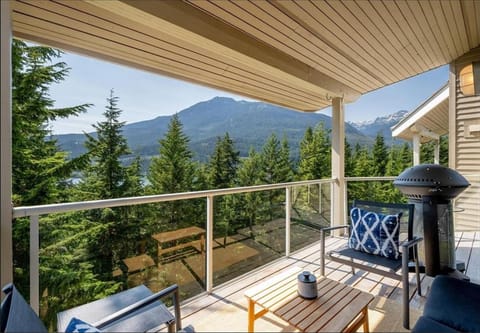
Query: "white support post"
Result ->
[[434, 139, 440, 164], [206, 196, 214, 293], [413, 134, 421, 165], [285, 187, 291, 257], [331, 97, 345, 234], [30, 215, 40, 314], [1, 0, 13, 293]]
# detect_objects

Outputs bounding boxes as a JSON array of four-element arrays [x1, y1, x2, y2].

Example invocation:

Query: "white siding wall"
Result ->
[[453, 47, 480, 231]]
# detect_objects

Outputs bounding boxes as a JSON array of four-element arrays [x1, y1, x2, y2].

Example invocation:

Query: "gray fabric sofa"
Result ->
[[412, 275, 480, 333]]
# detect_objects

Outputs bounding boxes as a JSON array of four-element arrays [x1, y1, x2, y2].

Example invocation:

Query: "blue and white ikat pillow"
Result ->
[[65, 317, 100, 333], [348, 207, 401, 260]]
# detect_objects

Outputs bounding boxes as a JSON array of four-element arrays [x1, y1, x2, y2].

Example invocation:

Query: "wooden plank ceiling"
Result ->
[[10, 0, 480, 112]]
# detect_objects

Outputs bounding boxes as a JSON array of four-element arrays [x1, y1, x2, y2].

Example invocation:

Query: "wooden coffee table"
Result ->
[[245, 268, 374, 332]]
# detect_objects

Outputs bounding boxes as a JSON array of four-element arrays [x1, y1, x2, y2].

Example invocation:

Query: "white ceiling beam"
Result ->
[[410, 124, 440, 140]]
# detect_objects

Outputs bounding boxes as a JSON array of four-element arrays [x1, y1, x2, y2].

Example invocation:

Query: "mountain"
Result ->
[[55, 97, 373, 164], [348, 110, 409, 143]]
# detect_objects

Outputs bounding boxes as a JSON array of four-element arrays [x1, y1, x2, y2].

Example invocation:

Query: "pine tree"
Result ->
[[207, 133, 239, 189], [81, 90, 132, 200], [345, 139, 355, 177], [147, 114, 196, 227], [261, 133, 294, 184], [350, 145, 374, 200], [440, 135, 449, 166], [77, 90, 143, 278], [12, 40, 89, 206], [207, 133, 240, 243], [278, 136, 295, 182], [400, 142, 413, 169], [297, 123, 331, 180], [372, 133, 388, 176], [237, 148, 265, 233], [385, 145, 402, 176], [10, 40, 118, 327], [261, 133, 294, 220]]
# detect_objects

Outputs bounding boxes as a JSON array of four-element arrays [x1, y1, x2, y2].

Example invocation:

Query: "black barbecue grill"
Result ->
[[393, 164, 470, 278]]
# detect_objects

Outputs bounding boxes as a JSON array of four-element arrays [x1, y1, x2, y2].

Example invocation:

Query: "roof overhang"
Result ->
[[391, 83, 449, 143], [9, 0, 480, 112]]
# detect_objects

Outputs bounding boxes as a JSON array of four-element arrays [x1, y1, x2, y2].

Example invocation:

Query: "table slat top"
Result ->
[[245, 272, 374, 333], [152, 226, 205, 243]]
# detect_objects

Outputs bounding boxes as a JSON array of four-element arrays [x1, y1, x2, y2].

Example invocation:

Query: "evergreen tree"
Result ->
[[261, 133, 294, 220], [372, 133, 388, 176], [420, 136, 448, 166], [385, 145, 402, 176], [237, 148, 265, 233], [207, 133, 240, 243], [12, 40, 89, 206], [207, 133, 239, 189], [297, 123, 331, 180], [147, 114, 196, 227], [440, 135, 449, 166], [278, 136, 295, 182], [420, 141, 434, 164], [77, 90, 143, 278], [81, 90, 132, 200], [400, 142, 413, 168], [344, 139, 355, 177], [350, 145, 374, 201], [10, 40, 118, 327]]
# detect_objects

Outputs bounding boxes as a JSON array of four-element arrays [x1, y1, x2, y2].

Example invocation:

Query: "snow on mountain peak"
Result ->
[[348, 110, 409, 130]]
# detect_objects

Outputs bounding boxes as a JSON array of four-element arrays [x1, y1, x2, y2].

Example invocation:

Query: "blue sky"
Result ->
[[49, 51, 449, 134]]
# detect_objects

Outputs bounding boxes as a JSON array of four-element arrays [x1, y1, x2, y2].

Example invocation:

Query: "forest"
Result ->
[[11, 40, 448, 328]]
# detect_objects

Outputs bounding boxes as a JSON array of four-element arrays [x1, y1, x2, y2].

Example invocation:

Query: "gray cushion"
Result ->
[[0, 284, 48, 332], [412, 316, 460, 333], [423, 275, 480, 333]]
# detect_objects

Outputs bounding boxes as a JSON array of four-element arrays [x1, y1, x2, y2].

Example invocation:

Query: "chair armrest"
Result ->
[[400, 237, 423, 330], [321, 225, 350, 233], [320, 225, 350, 276], [94, 284, 181, 331], [400, 237, 423, 250]]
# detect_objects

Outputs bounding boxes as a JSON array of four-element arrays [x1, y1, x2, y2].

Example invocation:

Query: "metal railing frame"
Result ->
[[12, 178, 335, 313], [13, 176, 406, 313]]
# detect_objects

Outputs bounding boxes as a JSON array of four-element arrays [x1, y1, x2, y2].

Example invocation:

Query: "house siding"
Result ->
[[453, 47, 480, 231]]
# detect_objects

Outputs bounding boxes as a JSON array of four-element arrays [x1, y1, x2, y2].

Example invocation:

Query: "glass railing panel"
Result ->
[[27, 199, 207, 329], [345, 178, 403, 235], [290, 182, 331, 252], [211, 190, 286, 287], [346, 178, 404, 208]]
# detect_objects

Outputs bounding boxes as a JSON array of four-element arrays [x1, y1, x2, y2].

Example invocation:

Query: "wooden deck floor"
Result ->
[[177, 231, 479, 332]]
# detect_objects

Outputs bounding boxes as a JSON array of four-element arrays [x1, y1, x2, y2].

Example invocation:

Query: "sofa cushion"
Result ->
[[348, 207, 401, 259], [0, 284, 48, 333], [412, 316, 460, 333], [424, 275, 480, 333], [65, 317, 101, 333]]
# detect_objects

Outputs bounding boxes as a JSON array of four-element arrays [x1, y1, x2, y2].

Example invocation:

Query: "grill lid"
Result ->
[[393, 164, 470, 199]]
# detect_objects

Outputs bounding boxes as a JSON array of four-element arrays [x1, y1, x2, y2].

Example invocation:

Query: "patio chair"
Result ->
[[320, 200, 423, 329], [1, 283, 192, 332]]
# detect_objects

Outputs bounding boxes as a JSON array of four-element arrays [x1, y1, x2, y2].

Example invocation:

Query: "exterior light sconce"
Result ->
[[459, 61, 480, 96]]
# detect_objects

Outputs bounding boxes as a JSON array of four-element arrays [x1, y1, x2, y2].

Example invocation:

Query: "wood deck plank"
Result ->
[[466, 232, 480, 283], [456, 231, 475, 269], [180, 233, 478, 331]]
